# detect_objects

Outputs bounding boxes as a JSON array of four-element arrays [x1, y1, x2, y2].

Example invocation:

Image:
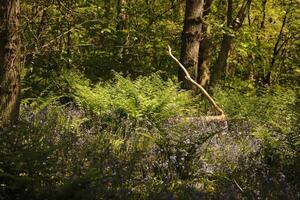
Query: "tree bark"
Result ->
[[212, 34, 233, 83], [198, 28, 211, 88], [211, 0, 251, 85], [0, 0, 21, 128], [197, 0, 214, 88], [179, 0, 204, 89]]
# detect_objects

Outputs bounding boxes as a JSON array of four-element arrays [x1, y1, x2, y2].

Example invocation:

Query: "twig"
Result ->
[[168, 45, 225, 116]]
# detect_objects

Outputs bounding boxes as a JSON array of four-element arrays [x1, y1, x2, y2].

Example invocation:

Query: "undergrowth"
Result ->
[[1, 74, 299, 199]]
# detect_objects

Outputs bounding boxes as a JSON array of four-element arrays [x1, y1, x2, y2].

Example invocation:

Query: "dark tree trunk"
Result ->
[[0, 0, 21, 128], [212, 34, 233, 83], [179, 0, 204, 89], [263, 12, 288, 85], [116, 0, 127, 31], [197, 28, 211, 88], [211, 0, 251, 85], [197, 0, 214, 88], [260, 0, 267, 28]]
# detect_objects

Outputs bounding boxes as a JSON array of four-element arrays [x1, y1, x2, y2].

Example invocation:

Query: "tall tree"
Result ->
[[179, 0, 204, 89], [211, 0, 251, 84], [0, 0, 21, 128]]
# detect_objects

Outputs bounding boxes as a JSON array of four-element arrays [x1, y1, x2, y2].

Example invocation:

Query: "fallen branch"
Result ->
[[168, 45, 225, 116]]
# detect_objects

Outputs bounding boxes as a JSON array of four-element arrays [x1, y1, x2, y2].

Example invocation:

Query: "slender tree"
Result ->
[[211, 0, 251, 84], [260, 0, 267, 29], [116, 0, 128, 58], [179, 0, 204, 89], [264, 11, 289, 85], [0, 0, 21, 128]]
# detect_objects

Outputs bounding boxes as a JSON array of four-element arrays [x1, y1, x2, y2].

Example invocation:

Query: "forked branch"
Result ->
[[168, 45, 225, 116]]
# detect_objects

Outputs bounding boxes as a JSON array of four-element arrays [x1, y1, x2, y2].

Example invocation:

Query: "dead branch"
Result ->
[[168, 45, 225, 117]]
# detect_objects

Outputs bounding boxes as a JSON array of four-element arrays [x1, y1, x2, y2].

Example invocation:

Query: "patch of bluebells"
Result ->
[[1, 105, 299, 199]]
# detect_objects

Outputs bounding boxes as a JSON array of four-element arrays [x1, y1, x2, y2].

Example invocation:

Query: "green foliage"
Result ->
[[211, 80, 300, 198], [215, 80, 296, 129], [70, 72, 197, 121]]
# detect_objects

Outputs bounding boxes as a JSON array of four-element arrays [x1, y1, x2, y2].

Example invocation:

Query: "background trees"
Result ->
[[17, 0, 299, 94]]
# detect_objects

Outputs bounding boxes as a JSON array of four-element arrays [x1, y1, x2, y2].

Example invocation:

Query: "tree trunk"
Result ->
[[211, 0, 251, 85], [179, 0, 204, 89], [0, 0, 21, 128], [198, 28, 211, 88], [212, 34, 233, 83], [263, 11, 288, 85], [197, 0, 214, 88], [116, 0, 127, 31], [260, 0, 267, 29]]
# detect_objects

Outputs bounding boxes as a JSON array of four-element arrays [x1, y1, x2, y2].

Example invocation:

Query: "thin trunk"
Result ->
[[264, 12, 288, 85], [233, 0, 251, 30], [254, 0, 267, 85], [36, 9, 48, 46], [116, 0, 128, 58], [226, 0, 233, 26], [179, 0, 204, 89], [212, 34, 233, 82], [261, 0, 267, 29], [66, 1, 72, 69], [247, 2, 251, 25], [0, 0, 21, 128], [211, 0, 251, 85], [116, 0, 127, 31], [25, 8, 48, 66]]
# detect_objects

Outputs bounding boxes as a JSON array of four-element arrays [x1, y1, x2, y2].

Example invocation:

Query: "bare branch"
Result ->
[[168, 45, 225, 116]]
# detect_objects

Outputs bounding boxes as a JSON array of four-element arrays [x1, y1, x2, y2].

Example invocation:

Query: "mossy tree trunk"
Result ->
[[0, 0, 21, 128]]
